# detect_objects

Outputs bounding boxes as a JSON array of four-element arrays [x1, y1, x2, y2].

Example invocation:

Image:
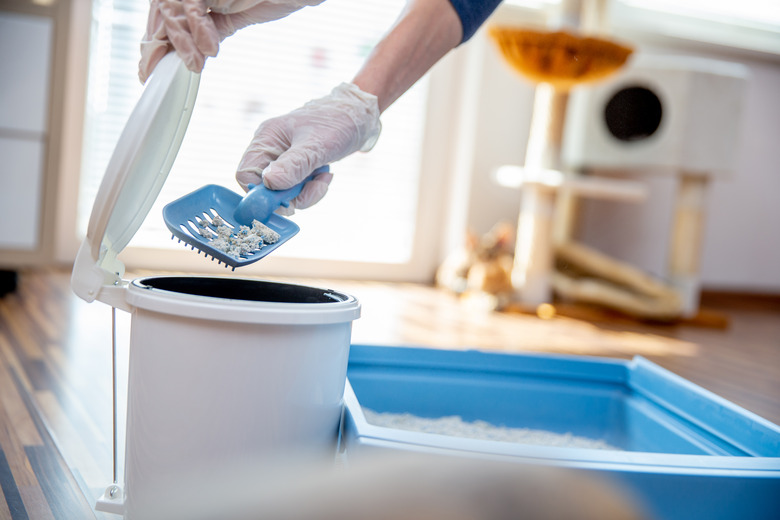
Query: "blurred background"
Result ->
[[1, 2, 779, 516], [1, 0, 779, 293]]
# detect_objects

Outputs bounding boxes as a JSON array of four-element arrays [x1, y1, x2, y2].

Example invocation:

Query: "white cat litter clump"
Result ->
[[196, 216, 280, 258], [363, 410, 619, 451]]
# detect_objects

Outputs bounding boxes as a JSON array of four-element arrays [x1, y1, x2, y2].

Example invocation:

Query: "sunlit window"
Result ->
[[501, 0, 780, 53], [620, 0, 780, 29], [78, 0, 428, 265]]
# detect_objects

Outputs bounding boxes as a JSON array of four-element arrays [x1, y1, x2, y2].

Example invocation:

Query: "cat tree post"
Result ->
[[511, 85, 568, 305], [510, 0, 597, 306], [490, 0, 628, 307], [669, 172, 709, 316]]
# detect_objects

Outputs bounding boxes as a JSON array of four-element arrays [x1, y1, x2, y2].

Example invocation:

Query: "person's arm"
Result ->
[[236, 0, 504, 212], [139, 0, 326, 83], [352, 0, 463, 113]]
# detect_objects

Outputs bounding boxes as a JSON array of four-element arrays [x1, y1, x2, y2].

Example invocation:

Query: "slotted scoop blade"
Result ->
[[162, 184, 301, 269], [163, 166, 328, 269]]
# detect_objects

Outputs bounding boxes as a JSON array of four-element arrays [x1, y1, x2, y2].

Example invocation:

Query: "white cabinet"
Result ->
[[0, 11, 53, 252]]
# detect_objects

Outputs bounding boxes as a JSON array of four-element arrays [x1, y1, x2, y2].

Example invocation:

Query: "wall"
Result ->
[[697, 59, 780, 291], [0, 0, 71, 268], [440, 32, 534, 256]]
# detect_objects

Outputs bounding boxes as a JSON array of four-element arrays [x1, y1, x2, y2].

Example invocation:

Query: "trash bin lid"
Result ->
[[72, 52, 199, 297]]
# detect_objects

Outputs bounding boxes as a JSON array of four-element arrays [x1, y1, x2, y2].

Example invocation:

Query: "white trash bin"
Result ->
[[71, 53, 360, 518]]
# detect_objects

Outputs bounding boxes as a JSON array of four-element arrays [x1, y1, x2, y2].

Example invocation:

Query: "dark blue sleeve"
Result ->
[[447, 0, 503, 43]]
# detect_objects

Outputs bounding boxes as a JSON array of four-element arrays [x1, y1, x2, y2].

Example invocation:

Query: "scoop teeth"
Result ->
[[170, 235, 227, 266], [168, 233, 258, 269], [164, 189, 299, 269]]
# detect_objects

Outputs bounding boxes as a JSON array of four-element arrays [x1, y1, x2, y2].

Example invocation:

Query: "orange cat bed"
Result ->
[[489, 27, 633, 90]]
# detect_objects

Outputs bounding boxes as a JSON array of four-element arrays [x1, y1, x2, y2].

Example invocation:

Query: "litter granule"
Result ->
[[196, 216, 280, 258], [363, 410, 619, 451]]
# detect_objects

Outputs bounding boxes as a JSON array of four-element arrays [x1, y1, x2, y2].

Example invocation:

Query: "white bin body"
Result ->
[[119, 276, 359, 519], [66, 54, 362, 518]]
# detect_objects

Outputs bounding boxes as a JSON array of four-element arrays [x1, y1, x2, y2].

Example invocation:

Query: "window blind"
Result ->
[[78, 0, 428, 265]]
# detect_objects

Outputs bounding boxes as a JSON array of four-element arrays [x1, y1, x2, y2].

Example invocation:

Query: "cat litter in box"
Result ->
[[341, 344, 780, 520]]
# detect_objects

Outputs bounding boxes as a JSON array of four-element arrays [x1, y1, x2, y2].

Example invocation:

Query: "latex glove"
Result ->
[[236, 82, 381, 215], [139, 0, 325, 83]]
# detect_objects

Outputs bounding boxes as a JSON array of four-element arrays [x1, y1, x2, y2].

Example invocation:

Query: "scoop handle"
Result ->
[[234, 165, 330, 225]]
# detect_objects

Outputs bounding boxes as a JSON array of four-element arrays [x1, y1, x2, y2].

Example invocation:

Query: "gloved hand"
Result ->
[[236, 82, 381, 215], [139, 0, 326, 83]]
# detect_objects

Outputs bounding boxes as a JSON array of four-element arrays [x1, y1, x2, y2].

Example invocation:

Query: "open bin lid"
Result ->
[[72, 52, 200, 303]]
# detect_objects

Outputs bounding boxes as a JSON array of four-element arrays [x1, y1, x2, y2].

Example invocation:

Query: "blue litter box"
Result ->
[[341, 345, 780, 520]]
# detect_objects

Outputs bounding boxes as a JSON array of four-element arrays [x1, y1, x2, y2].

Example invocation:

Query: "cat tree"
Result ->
[[490, 0, 748, 321], [489, 0, 687, 320]]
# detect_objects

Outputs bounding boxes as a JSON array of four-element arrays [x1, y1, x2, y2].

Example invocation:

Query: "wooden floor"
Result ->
[[0, 267, 778, 518]]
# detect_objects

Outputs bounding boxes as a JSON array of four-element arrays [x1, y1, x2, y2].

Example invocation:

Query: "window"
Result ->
[[78, 0, 430, 276], [613, 1, 780, 56], [501, 0, 780, 55], [619, 0, 780, 29]]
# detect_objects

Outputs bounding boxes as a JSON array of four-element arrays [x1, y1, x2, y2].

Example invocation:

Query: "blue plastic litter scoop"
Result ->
[[163, 165, 328, 269]]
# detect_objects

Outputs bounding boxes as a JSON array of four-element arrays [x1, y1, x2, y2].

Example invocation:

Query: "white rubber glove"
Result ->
[[236, 83, 381, 214], [139, 0, 326, 83]]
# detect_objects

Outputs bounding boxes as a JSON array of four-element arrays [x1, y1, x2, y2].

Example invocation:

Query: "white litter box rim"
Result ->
[[126, 276, 361, 325], [342, 380, 780, 475]]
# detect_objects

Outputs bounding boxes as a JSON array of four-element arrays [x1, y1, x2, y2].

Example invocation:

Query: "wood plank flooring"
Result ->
[[0, 298, 97, 519], [0, 267, 778, 518]]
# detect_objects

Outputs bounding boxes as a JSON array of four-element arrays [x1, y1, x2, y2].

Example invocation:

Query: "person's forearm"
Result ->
[[352, 0, 462, 113]]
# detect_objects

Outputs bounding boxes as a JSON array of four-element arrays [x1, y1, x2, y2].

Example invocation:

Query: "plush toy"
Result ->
[[436, 222, 515, 310]]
